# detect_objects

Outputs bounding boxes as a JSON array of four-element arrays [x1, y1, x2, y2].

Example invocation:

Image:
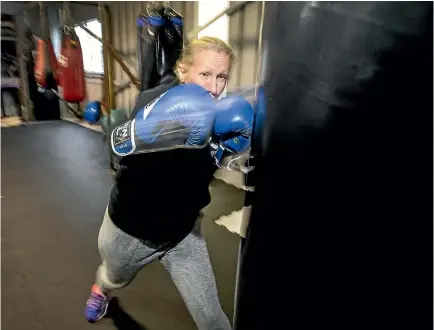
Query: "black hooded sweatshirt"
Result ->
[[108, 80, 217, 243]]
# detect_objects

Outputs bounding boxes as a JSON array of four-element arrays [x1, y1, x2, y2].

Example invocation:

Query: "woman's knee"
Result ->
[[97, 210, 135, 263], [95, 261, 134, 291], [95, 212, 140, 290]]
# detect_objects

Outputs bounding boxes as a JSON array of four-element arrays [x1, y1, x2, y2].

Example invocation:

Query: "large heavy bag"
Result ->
[[58, 25, 86, 102], [233, 2, 433, 330], [34, 37, 59, 89], [137, 6, 183, 92]]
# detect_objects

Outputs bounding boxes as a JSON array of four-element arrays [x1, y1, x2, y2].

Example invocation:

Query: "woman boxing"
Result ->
[[84, 36, 252, 330]]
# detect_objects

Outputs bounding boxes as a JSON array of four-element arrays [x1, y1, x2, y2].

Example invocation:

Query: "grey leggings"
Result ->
[[95, 208, 231, 330]]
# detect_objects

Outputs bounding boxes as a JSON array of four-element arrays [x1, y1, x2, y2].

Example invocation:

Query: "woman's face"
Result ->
[[182, 50, 231, 99]]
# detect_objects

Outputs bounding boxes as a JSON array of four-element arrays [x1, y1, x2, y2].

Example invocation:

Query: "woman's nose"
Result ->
[[207, 79, 219, 98]]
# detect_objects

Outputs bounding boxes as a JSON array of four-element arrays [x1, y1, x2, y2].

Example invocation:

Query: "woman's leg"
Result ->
[[159, 216, 232, 330], [95, 211, 160, 292], [85, 209, 167, 322]]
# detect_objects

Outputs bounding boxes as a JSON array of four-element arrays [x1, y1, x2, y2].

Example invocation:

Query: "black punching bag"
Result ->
[[137, 7, 163, 92], [234, 2, 432, 330], [137, 7, 183, 92], [161, 6, 183, 85]]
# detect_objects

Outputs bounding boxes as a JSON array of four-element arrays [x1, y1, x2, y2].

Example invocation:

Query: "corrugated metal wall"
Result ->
[[109, 1, 140, 113], [228, 2, 263, 90], [85, 1, 262, 112]]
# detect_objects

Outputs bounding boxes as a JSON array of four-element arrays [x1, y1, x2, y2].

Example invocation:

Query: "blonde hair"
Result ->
[[175, 36, 235, 81]]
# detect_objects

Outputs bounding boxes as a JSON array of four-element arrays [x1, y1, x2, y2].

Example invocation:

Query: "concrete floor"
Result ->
[[1, 121, 245, 330]]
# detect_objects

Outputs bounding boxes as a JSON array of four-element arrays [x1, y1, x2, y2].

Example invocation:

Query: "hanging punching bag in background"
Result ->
[[34, 2, 58, 92], [137, 7, 164, 92], [233, 2, 432, 330], [161, 6, 183, 85], [34, 37, 59, 90], [137, 5, 183, 92], [58, 25, 86, 103]]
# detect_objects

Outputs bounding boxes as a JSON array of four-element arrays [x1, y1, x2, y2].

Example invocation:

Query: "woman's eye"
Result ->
[[218, 75, 227, 81], [200, 72, 211, 77]]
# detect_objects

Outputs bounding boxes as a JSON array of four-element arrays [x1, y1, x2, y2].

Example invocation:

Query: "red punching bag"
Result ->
[[34, 37, 59, 89], [58, 25, 86, 103], [34, 3, 59, 89]]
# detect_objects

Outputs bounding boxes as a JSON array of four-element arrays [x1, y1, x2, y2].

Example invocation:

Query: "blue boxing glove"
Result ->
[[213, 94, 253, 149], [111, 84, 216, 156], [214, 95, 253, 140], [210, 95, 253, 164]]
